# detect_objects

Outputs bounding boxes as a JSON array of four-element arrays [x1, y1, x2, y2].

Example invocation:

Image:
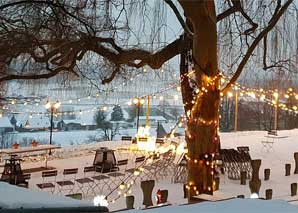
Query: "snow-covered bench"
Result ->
[[192, 191, 235, 202]]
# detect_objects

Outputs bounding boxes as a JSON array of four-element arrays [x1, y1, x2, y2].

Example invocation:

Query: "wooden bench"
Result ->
[[267, 130, 278, 136], [192, 192, 235, 202], [121, 136, 132, 141], [156, 138, 164, 144]]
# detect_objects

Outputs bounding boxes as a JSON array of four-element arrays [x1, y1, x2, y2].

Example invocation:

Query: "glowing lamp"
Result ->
[[54, 101, 61, 109], [45, 100, 51, 109], [119, 182, 126, 190], [93, 195, 108, 207], [250, 193, 259, 199]]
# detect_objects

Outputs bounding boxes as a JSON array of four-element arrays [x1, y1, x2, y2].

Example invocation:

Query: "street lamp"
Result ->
[[133, 97, 145, 133], [273, 91, 279, 130], [45, 100, 61, 154]]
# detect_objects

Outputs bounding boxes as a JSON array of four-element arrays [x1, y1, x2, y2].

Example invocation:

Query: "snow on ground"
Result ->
[[128, 199, 298, 213], [0, 182, 91, 209], [5, 127, 158, 147], [2, 129, 298, 212]]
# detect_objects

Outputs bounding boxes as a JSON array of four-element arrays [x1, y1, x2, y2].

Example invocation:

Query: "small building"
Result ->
[[59, 120, 82, 131], [17, 115, 50, 132], [0, 117, 14, 133], [156, 122, 185, 138]]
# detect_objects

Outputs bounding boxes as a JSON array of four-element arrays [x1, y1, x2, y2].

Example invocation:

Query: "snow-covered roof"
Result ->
[[0, 182, 92, 209], [62, 119, 82, 125], [62, 112, 96, 126], [0, 117, 13, 128], [129, 199, 297, 213], [17, 114, 50, 129], [137, 116, 167, 121]]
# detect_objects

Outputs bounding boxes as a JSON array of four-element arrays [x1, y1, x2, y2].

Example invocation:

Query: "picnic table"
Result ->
[[0, 144, 61, 168], [192, 191, 235, 202]]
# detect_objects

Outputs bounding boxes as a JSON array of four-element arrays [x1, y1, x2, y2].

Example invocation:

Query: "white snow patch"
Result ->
[[0, 182, 92, 209]]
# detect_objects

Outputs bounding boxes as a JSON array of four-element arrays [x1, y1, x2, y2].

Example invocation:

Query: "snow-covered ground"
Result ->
[[1, 130, 298, 212], [3, 127, 158, 147]]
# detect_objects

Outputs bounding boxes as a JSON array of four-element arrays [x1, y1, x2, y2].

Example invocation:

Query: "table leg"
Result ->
[[45, 150, 48, 168]]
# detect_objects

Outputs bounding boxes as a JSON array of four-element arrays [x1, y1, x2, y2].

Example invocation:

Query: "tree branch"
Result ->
[[222, 0, 294, 93], [0, 0, 95, 35], [217, 0, 240, 22], [0, 67, 67, 82], [164, 0, 193, 37], [217, 0, 258, 34]]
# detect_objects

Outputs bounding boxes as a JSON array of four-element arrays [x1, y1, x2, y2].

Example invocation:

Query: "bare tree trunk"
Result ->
[[179, 0, 220, 198]]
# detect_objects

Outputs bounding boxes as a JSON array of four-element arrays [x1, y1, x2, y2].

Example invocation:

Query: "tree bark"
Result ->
[[179, 0, 220, 198]]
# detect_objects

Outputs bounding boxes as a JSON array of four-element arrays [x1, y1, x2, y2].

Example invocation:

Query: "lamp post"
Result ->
[[45, 100, 61, 155], [234, 87, 239, 132], [133, 98, 145, 133], [273, 92, 279, 130]]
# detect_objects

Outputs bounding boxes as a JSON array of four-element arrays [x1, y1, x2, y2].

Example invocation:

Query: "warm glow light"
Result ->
[[140, 98, 145, 105], [54, 101, 61, 109], [45, 100, 51, 109], [249, 92, 256, 98], [176, 142, 186, 154], [227, 92, 233, 98], [133, 98, 139, 105], [93, 195, 108, 207], [250, 193, 259, 199], [133, 170, 140, 176], [273, 92, 279, 99], [136, 126, 156, 151], [119, 183, 125, 190]]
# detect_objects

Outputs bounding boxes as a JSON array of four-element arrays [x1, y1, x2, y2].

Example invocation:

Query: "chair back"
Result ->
[[121, 136, 132, 141], [117, 159, 128, 166], [63, 168, 78, 175], [22, 173, 31, 180], [237, 146, 250, 153], [84, 166, 95, 173], [42, 170, 58, 178], [135, 156, 145, 163]]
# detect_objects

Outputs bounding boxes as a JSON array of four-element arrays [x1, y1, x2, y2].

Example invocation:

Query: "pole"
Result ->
[[136, 104, 140, 134], [146, 96, 150, 127], [234, 91, 238, 132], [49, 108, 54, 155], [274, 98, 278, 130]]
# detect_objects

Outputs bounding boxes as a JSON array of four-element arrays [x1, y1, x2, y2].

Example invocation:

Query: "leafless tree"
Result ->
[[0, 0, 296, 198]]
